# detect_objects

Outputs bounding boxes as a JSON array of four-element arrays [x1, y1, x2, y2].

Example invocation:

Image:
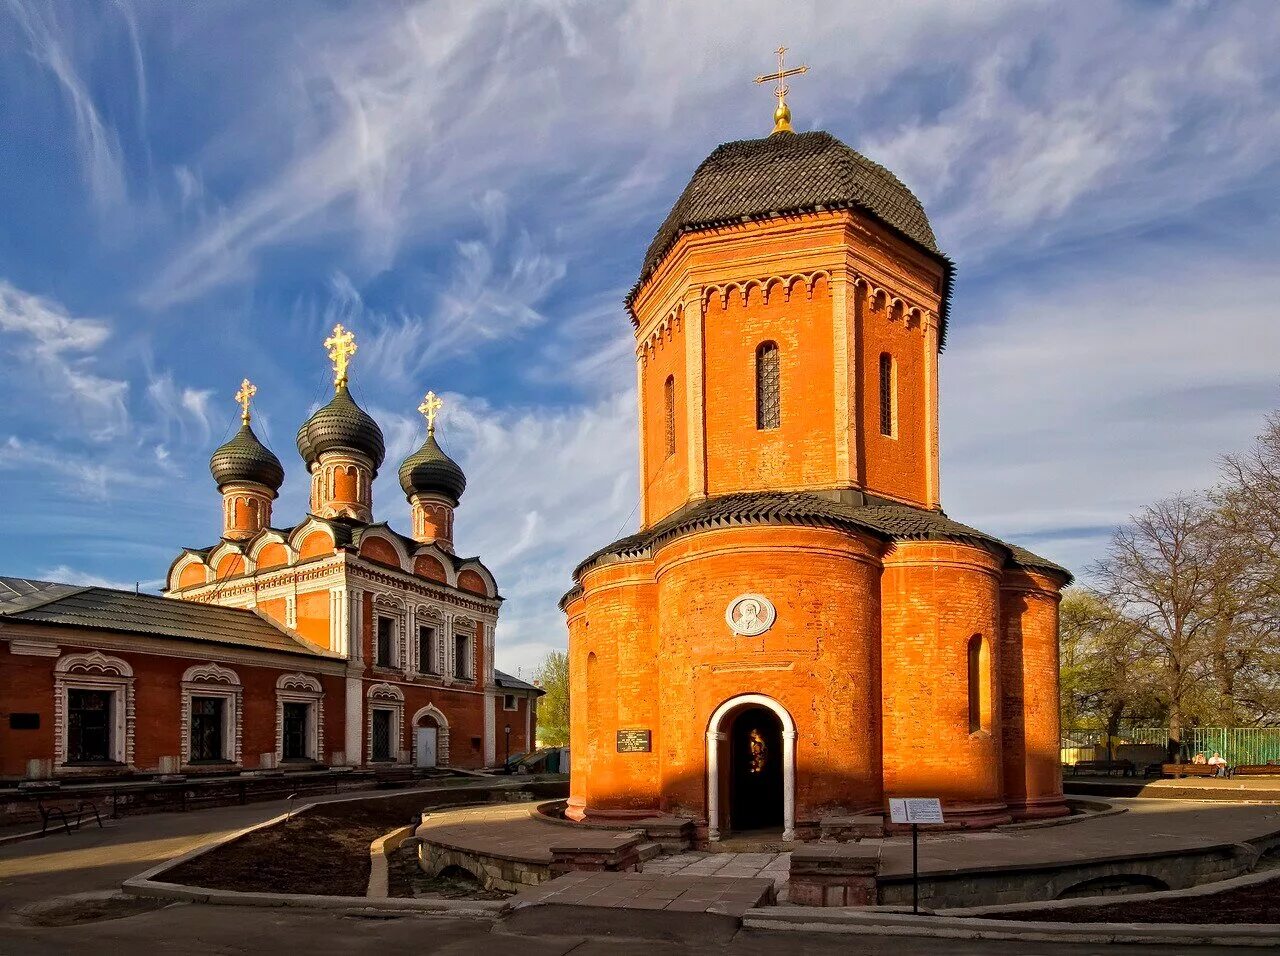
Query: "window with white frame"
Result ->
[[453, 629, 472, 680], [366, 684, 404, 764], [375, 615, 395, 668], [276, 673, 324, 763], [181, 663, 242, 766], [503, 694, 518, 711], [417, 623, 437, 675], [55, 652, 134, 768]]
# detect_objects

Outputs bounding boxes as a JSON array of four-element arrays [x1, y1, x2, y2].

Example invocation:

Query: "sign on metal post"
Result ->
[[888, 798, 944, 913], [889, 797, 944, 825]]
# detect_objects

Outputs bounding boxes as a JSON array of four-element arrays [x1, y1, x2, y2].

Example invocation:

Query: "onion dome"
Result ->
[[399, 431, 466, 505], [296, 384, 386, 473], [209, 423, 284, 494], [629, 129, 952, 344]]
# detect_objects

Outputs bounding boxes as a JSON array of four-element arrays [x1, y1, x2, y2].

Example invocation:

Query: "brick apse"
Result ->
[[561, 126, 1072, 841]]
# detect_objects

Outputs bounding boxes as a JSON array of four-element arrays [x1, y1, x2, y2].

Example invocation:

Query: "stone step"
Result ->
[[635, 841, 662, 862]]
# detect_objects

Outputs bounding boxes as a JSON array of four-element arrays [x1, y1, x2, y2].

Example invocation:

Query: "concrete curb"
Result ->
[[940, 865, 1280, 917], [742, 906, 1280, 947], [123, 877, 507, 918], [119, 783, 543, 917], [367, 824, 415, 898]]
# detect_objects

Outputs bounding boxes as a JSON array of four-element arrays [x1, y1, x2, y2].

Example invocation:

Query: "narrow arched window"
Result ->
[[663, 375, 676, 458], [968, 634, 991, 734], [879, 352, 896, 437], [756, 342, 780, 430]]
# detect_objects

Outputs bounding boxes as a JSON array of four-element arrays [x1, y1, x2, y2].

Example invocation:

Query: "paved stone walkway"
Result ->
[[643, 850, 792, 891], [514, 870, 774, 917]]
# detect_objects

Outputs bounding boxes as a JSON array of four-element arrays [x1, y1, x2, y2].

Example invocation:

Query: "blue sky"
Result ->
[[2, 1, 1279, 678]]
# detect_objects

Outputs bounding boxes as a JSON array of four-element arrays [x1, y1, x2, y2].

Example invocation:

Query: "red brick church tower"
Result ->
[[561, 66, 1071, 840]]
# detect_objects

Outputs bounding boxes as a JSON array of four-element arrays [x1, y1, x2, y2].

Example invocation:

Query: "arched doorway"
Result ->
[[706, 694, 795, 841], [729, 706, 783, 832], [412, 706, 449, 768]]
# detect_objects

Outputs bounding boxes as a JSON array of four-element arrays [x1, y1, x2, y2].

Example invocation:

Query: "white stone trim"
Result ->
[[410, 704, 450, 766], [8, 639, 60, 657], [54, 651, 135, 769], [484, 688, 496, 767], [181, 662, 243, 766], [275, 672, 324, 763], [706, 693, 796, 842], [367, 685, 405, 764]]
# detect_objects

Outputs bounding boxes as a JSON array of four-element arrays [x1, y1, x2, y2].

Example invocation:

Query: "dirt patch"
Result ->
[[19, 894, 172, 927], [165, 801, 420, 897], [387, 846, 511, 901], [987, 873, 1280, 924]]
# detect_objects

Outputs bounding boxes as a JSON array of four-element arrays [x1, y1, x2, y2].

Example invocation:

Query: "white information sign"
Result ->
[[888, 797, 944, 825]]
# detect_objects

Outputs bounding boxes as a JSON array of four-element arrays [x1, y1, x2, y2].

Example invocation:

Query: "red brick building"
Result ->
[[0, 331, 530, 781], [562, 111, 1071, 840]]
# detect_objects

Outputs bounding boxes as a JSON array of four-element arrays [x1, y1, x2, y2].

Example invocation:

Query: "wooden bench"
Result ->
[[1069, 760, 1135, 777], [35, 796, 103, 837], [1232, 765, 1280, 777], [1162, 763, 1223, 778]]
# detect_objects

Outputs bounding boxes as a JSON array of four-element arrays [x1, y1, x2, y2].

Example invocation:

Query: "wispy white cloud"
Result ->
[[0, 436, 123, 499], [0, 279, 129, 440], [145, 372, 214, 446], [38, 563, 162, 592], [6, 0, 127, 207], [943, 243, 1280, 577]]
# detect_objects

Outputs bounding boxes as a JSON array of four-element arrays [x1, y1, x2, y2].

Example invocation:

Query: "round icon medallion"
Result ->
[[725, 593, 776, 636]]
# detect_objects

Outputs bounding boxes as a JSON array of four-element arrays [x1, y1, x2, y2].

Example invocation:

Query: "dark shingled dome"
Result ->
[[296, 385, 386, 472], [630, 130, 953, 346], [399, 432, 466, 504], [209, 423, 284, 494]]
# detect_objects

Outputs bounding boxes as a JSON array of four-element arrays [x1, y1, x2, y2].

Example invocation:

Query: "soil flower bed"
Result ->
[[165, 798, 424, 898]]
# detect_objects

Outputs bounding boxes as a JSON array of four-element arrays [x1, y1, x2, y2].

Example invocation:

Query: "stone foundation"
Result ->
[[788, 843, 881, 907]]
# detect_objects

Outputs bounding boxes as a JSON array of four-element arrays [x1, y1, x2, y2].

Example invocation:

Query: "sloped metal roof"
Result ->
[[0, 575, 334, 658]]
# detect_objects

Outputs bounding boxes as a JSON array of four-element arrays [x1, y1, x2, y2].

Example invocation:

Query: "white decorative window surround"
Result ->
[[410, 704, 450, 767], [54, 651, 135, 769], [366, 682, 405, 764], [181, 662, 243, 766], [412, 604, 446, 676], [371, 592, 407, 672], [276, 672, 325, 763]]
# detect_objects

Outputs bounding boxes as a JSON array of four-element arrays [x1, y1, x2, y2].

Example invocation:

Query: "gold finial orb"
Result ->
[[234, 378, 257, 424], [417, 390, 443, 435], [323, 323, 358, 389], [754, 45, 808, 135]]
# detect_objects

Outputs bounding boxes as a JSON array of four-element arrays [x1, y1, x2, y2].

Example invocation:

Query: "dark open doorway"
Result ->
[[728, 705, 783, 833]]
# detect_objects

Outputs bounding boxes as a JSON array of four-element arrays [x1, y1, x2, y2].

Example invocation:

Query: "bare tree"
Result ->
[[1089, 495, 1222, 756]]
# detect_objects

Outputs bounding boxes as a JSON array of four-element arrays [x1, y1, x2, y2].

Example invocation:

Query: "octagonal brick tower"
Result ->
[[562, 120, 1072, 842]]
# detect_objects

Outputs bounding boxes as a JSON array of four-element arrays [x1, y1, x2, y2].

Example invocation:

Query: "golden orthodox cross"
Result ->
[[324, 323, 357, 387], [754, 45, 808, 134], [234, 378, 257, 424], [418, 390, 443, 435]]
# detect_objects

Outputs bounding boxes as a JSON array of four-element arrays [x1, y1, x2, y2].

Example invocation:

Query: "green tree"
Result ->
[[535, 650, 570, 747]]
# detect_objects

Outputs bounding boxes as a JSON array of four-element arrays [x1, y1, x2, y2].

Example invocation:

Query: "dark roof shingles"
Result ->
[[0, 576, 330, 658], [631, 131, 952, 344]]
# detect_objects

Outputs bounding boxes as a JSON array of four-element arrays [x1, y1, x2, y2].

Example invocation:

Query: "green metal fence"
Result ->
[[1184, 728, 1280, 766], [1062, 726, 1280, 765]]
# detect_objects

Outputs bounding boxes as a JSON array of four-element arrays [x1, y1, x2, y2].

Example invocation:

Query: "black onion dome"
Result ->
[[209, 423, 285, 494], [630, 129, 954, 346], [398, 432, 466, 504], [296, 385, 386, 472]]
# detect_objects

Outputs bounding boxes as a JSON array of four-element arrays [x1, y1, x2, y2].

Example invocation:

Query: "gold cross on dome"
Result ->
[[754, 45, 808, 134], [323, 323, 358, 388], [234, 378, 257, 424], [418, 390, 443, 435]]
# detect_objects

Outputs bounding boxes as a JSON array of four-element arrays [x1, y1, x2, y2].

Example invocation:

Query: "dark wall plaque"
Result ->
[[9, 713, 40, 730], [616, 729, 652, 753]]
